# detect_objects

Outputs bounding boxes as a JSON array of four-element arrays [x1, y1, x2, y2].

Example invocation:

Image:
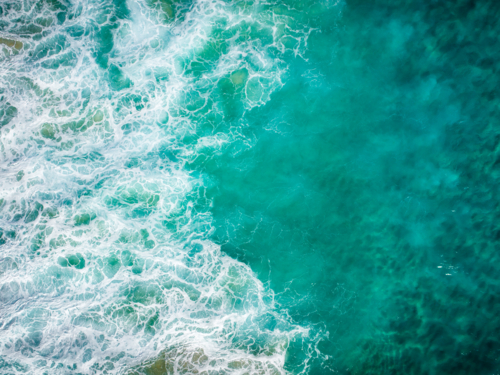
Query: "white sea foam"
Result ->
[[0, 0, 315, 373]]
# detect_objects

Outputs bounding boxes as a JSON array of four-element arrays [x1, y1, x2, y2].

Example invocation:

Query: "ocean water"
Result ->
[[1, 0, 500, 374]]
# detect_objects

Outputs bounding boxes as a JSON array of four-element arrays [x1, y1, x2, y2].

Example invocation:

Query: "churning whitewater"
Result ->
[[0, 0, 321, 373]]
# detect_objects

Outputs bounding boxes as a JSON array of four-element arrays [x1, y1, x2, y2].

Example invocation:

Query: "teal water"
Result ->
[[1, 0, 500, 374]]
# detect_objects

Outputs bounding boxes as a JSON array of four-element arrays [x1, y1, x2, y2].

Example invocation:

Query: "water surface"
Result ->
[[1, 0, 500, 374]]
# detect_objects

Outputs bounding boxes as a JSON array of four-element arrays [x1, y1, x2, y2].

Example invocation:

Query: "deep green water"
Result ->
[[1, 0, 500, 374]]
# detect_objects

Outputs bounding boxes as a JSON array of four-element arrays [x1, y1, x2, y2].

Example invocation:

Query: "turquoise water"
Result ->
[[1, 0, 500, 373]]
